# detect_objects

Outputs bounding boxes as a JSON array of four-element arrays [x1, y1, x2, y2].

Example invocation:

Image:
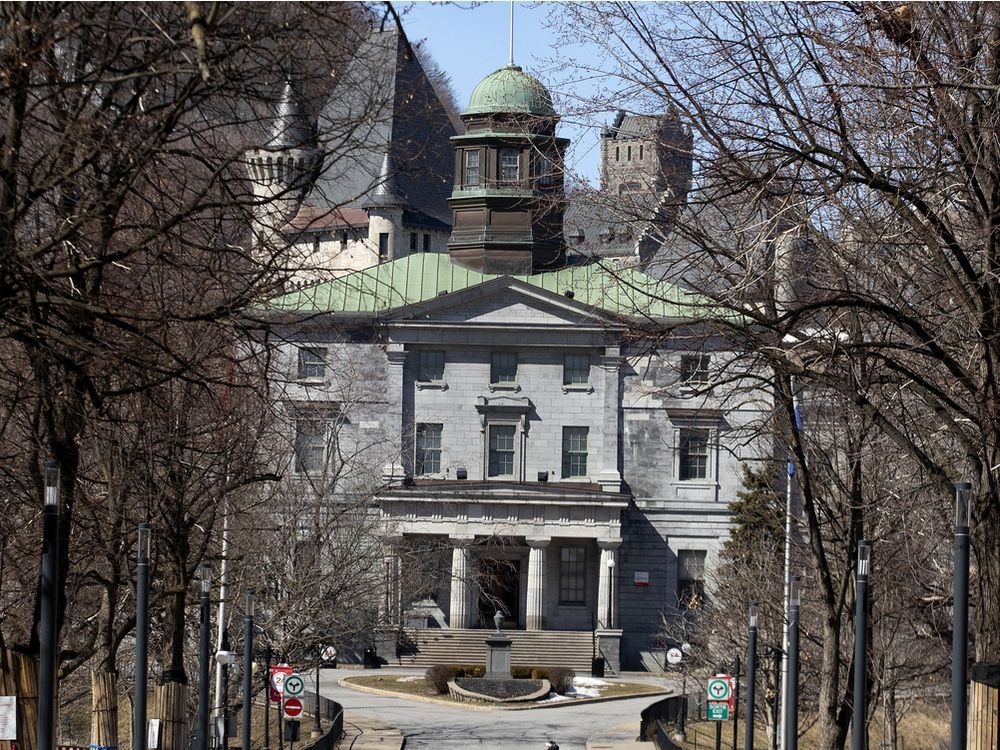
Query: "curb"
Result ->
[[338, 676, 669, 711]]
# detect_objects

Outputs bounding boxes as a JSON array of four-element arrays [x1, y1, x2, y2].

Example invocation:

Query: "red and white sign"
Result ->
[[283, 698, 303, 719], [634, 571, 650, 587], [270, 664, 293, 703]]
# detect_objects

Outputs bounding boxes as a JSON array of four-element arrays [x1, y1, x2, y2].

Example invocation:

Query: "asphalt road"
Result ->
[[310, 668, 672, 750]]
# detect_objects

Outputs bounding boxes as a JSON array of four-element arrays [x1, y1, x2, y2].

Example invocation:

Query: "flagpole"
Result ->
[[777, 375, 797, 750]]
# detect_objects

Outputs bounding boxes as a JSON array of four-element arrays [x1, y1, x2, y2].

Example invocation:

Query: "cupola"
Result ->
[[446, 64, 568, 274]]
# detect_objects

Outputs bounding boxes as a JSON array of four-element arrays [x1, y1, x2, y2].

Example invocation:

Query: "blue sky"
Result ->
[[400, 1, 609, 186]]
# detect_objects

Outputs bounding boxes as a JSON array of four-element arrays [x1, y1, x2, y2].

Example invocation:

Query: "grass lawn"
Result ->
[[345, 674, 666, 704], [677, 700, 949, 750]]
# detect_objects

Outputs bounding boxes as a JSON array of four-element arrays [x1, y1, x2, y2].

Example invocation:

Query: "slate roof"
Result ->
[[260, 252, 719, 322], [302, 28, 457, 225]]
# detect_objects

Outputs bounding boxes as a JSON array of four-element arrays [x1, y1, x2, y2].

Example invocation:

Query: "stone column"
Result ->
[[449, 537, 475, 629], [382, 345, 408, 483], [598, 347, 624, 493], [597, 540, 621, 629], [525, 537, 551, 631]]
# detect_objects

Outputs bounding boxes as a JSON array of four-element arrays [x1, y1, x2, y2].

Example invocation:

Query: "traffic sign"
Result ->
[[666, 647, 683, 665], [283, 674, 305, 698], [270, 664, 293, 703], [321, 645, 337, 663], [283, 698, 303, 719], [707, 701, 730, 721], [707, 676, 733, 701]]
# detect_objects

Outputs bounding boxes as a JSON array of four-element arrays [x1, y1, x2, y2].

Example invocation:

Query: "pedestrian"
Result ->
[[545, 741, 559, 750]]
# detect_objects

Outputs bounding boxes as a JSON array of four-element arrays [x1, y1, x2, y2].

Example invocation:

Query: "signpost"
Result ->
[[707, 673, 735, 750], [666, 647, 683, 666], [0, 696, 16, 741], [270, 664, 293, 703], [708, 702, 731, 721], [283, 674, 305, 699], [282, 698, 303, 719]]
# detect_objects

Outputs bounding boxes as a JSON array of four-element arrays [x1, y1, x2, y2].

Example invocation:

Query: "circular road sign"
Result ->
[[321, 645, 338, 662], [666, 647, 683, 665], [707, 676, 733, 701], [283, 698, 303, 719], [283, 674, 305, 698]]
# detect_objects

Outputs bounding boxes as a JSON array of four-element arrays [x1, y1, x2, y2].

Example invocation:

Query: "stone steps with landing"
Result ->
[[395, 628, 596, 672]]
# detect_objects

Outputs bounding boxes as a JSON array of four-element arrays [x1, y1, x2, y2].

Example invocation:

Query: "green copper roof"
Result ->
[[261, 253, 721, 323], [464, 64, 556, 117]]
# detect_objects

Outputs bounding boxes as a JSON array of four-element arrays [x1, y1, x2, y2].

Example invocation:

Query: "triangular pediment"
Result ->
[[383, 277, 614, 327]]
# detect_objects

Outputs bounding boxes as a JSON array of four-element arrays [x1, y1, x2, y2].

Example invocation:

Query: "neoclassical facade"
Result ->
[[254, 27, 766, 671]]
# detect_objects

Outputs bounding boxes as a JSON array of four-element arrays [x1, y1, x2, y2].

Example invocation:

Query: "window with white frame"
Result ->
[[680, 354, 711, 386], [294, 418, 330, 474], [464, 149, 480, 186], [559, 547, 586, 604], [499, 148, 519, 182], [677, 549, 706, 609], [563, 354, 590, 385], [297, 347, 327, 380], [488, 424, 517, 478], [678, 428, 710, 480], [490, 352, 518, 384], [415, 423, 442, 475], [417, 350, 445, 382], [561, 426, 589, 479]]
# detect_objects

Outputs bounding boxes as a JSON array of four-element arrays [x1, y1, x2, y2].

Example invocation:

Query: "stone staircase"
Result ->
[[394, 628, 597, 673]]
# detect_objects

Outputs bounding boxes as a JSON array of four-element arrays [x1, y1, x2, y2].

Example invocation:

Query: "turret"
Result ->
[[364, 151, 406, 262], [245, 80, 323, 245], [447, 64, 568, 274]]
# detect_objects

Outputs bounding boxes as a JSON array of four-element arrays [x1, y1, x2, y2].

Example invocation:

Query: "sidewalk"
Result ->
[[585, 720, 646, 749], [338, 712, 405, 750]]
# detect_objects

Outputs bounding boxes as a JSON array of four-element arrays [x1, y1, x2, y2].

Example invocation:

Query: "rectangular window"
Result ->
[[678, 428, 710, 480], [415, 423, 442, 475], [488, 424, 516, 477], [464, 150, 480, 186], [297, 347, 327, 380], [537, 154, 553, 187], [423, 234, 431, 252], [677, 550, 707, 610], [499, 148, 519, 182], [490, 352, 518, 384], [563, 354, 590, 385], [294, 419, 328, 474], [639, 144, 644, 160], [417, 350, 445, 382], [378, 232, 389, 261], [559, 547, 586, 604], [410, 232, 417, 251], [627, 145, 632, 161], [340, 230, 348, 249], [680, 354, 711, 386], [561, 427, 589, 478]]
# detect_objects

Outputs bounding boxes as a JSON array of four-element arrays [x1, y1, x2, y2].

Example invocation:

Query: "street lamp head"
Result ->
[[215, 649, 237, 667], [44, 460, 60, 508], [749, 601, 759, 629], [954, 481, 972, 529], [198, 562, 212, 593], [607, 558, 615, 569], [137, 523, 151, 564], [246, 591, 255, 618], [789, 575, 802, 607], [857, 539, 871, 579]]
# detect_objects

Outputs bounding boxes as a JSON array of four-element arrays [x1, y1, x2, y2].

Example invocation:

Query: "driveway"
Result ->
[[309, 668, 673, 750]]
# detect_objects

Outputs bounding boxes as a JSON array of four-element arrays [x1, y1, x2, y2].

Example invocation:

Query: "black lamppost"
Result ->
[[745, 602, 758, 750], [784, 576, 801, 750], [37, 461, 60, 750], [133, 523, 151, 750], [242, 593, 254, 750], [263, 645, 273, 750], [198, 563, 213, 750], [851, 541, 871, 750], [216, 631, 236, 750], [952, 482, 972, 750]]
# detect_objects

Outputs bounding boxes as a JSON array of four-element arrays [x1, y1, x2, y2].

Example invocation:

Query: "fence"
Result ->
[[969, 662, 999, 750], [299, 691, 343, 750], [640, 694, 687, 746]]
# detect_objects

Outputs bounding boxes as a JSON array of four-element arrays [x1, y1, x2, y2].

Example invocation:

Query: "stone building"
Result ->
[[254, 27, 767, 672]]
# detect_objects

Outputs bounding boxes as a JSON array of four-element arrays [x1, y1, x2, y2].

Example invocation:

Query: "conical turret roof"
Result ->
[[266, 80, 316, 150]]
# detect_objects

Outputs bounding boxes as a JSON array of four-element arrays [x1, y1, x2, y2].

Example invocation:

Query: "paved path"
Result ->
[[311, 668, 674, 750]]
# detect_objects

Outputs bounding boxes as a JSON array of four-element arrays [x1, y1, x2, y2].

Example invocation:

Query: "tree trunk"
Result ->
[[90, 670, 119, 750], [817, 615, 847, 750], [883, 683, 898, 750], [975, 492, 1000, 662], [0, 649, 38, 750], [152, 681, 186, 750]]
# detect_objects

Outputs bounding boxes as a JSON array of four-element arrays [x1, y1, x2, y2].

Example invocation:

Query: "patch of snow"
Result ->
[[573, 677, 609, 688], [397, 675, 424, 682], [566, 685, 602, 698]]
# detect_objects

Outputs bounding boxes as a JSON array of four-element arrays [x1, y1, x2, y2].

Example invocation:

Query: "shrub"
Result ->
[[425, 665, 454, 694], [547, 667, 575, 695], [511, 666, 534, 679], [530, 667, 550, 681], [449, 664, 485, 678]]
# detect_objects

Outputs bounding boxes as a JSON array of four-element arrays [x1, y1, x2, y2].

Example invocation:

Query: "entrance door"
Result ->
[[478, 559, 520, 628]]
